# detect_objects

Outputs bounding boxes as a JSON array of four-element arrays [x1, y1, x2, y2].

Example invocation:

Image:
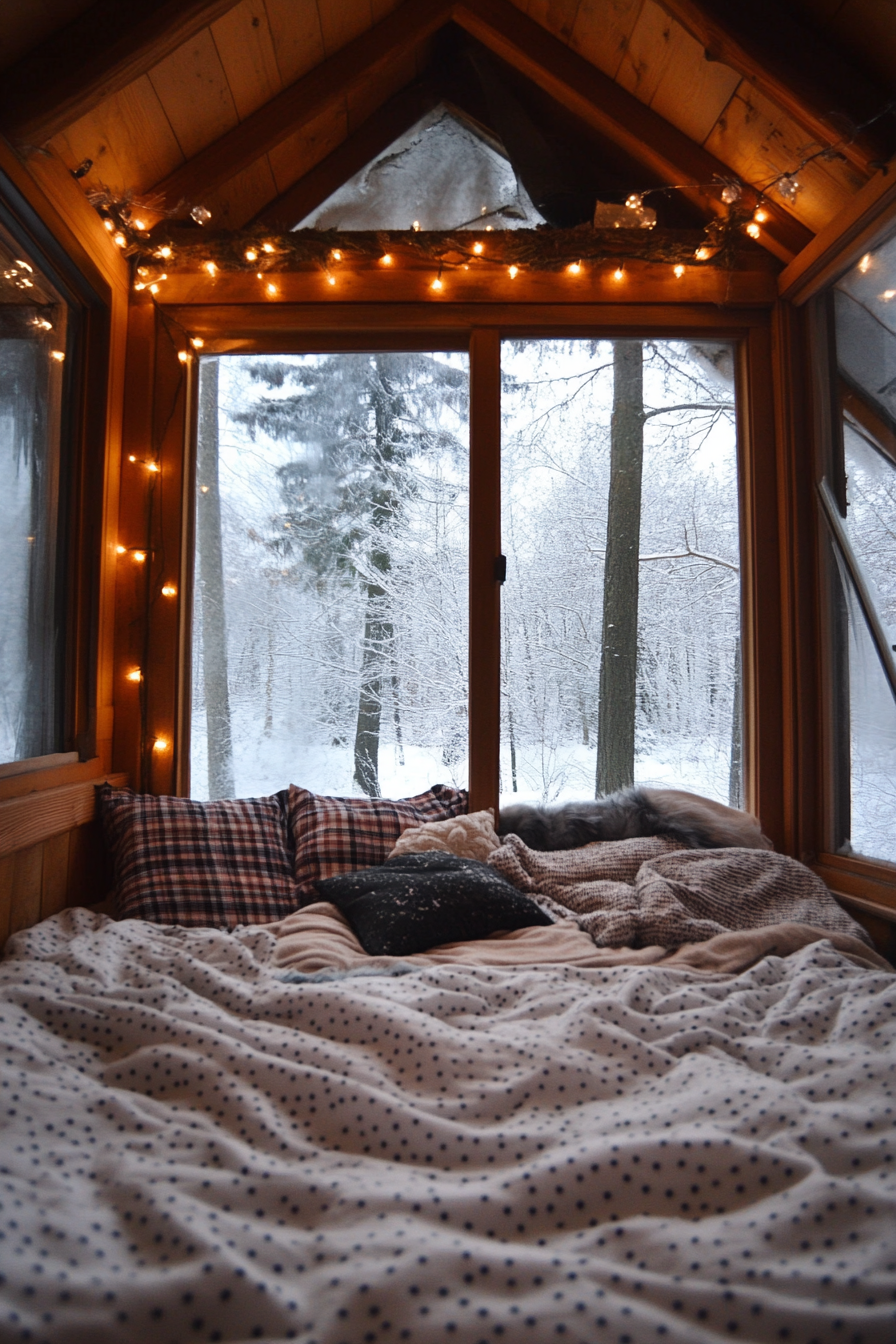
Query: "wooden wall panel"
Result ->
[[9, 846, 43, 938], [346, 54, 418, 130], [202, 156, 278, 227], [211, 1, 282, 121], [149, 28, 239, 160], [704, 87, 865, 235], [267, 104, 349, 196], [49, 76, 184, 194], [569, 0, 642, 82], [617, 1, 741, 147], [524, 0, 583, 46], [262, 0, 325, 87], [318, 0, 374, 59], [41, 832, 72, 920]]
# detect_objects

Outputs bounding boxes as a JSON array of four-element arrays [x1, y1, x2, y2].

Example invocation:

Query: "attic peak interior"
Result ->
[[0, 2, 895, 1337]]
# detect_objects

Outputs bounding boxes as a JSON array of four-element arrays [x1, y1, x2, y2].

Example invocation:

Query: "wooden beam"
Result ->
[[252, 80, 442, 230], [778, 155, 896, 305], [451, 0, 813, 262], [656, 0, 890, 177], [150, 0, 452, 210], [0, 0, 243, 148]]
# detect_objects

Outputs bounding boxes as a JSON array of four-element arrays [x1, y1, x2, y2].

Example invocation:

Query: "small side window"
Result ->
[[0, 217, 72, 764]]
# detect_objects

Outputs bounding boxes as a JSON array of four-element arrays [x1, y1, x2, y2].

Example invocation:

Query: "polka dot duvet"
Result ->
[[0, 909, 893, 1344]]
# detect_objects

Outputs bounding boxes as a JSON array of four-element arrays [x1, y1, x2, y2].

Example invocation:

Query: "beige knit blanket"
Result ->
[[488, 834, 872, 949]]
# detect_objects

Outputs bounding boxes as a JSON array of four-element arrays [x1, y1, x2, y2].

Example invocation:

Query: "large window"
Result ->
[[190, 338, 742, 805], [0, 216, 71, 764], [822, 231, 896, 864]]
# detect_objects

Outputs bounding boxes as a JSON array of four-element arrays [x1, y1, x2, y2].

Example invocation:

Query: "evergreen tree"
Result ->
[[235, 353, 467, 795]]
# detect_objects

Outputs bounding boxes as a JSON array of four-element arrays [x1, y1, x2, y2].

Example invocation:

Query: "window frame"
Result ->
[[128, 296, 785, 845], [0, 169, 110, 769]]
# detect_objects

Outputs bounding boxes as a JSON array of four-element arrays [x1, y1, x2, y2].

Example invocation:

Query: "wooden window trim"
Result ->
[[127, 295, 788, 847]]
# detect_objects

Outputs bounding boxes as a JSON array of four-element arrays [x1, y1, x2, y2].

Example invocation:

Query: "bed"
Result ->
[[0, 786, 893, 1344]]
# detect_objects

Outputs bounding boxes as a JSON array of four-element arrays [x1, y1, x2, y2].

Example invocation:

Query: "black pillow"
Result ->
[[314, 851, 554, 956]]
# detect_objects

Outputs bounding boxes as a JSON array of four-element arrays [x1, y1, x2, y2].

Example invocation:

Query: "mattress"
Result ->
[[0, 908, 893, 1343]]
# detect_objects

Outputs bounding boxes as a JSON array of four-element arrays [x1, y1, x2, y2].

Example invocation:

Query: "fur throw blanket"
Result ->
[[488, 835, 871, 949]]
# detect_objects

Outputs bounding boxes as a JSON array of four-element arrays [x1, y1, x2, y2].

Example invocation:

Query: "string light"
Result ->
[[882, 289, 896, 301], [190, 337, 204, 349], [694, 246, 711, 261], [266, 282, 278, 296], [858, 254, 872, 273], [412, 221, 421, 231], [245, 248, 258, 261], [149, 283, 159, 294], [161, 584, 177, 597], [673, 264, 685, 277], [745, 221, 761, 239], [126, 668, 142, 682], [203, 260, 217, 276], [152, 737, 170, 753], [113, 232, 127, 247], [178, 350, 189, 363], [326, 273, 336, 286], [200, 484, 209, 493], [753, 207, 769, 223], [50, 350, 65, 361], [115, 544, 127, 555], [430, 273, 443, 291], [134, 281, 146, 291], [472, 242, 484, 255], [567, 261, 582, 275], [613, 265, 624, 281], [132, 550, 147, 563], [132, 218, 146, 231], [379, 253, 393, 265], [31, 317, 52, 330], [331, 250, 342, 261], [103, 218, 115, 232], [776, 175, 801, 203], [508, 265, 519, 279], [190, 206, 212, 225], [625, 193, 643, 209], [156, 245, 173, 259], [262, 243, 275, 254], [720, 183, 741, 205]]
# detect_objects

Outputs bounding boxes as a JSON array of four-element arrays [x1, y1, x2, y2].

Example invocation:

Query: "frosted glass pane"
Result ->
[[0, 224, 67, 764], [191, 353, 469, 800], [843, 423, 896, 645], [299, 106, 542, 232], [500, 339, 741, 808]]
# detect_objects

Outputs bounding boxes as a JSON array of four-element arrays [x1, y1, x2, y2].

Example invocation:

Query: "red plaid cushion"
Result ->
[[289, 784, 468, 904], [99, 786, 297, 927]]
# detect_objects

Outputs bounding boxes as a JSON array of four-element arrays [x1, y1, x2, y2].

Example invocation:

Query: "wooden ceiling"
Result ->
[[1, 0, 893, 262]]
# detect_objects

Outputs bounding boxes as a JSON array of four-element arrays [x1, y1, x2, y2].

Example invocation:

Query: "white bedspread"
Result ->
[[0, 909, 893, 1344]]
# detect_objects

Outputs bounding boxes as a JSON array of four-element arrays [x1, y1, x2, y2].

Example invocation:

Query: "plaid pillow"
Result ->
[[99, 786, 297, 927], [289, 784, 468, 905]]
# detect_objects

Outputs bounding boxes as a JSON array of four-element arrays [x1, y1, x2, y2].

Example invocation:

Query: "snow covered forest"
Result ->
[[190, 338, 748, 813]]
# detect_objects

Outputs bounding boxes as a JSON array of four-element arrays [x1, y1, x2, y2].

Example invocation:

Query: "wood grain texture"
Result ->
[[0, 0, 244, 146], [617, 0, 741, 147], [41, 832, 72, 919], [452, 0, 812, 261], [0, 758, 105, 805], [201, 155, 278, 228], [0, 776, 127, 860], [148, 27, 239, 161], [254, 80, 439, 227], [266, 104, 349, 197], [49, 74, 185, 196], [317, 0, 374, 59], [262, 0, 325, 87], [9, 845, 43, 936], [569, 0, 642, 81], [149, 0, 451, 207], [211, 0, 282, 122]]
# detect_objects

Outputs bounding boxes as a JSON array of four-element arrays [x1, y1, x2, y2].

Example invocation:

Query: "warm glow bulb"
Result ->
[[147, 461, 160, 472], [380, 253, 393, 265], [245, 248, 258, 261], [412, 220, 421, 231], [695, 246, 711, 261], [673, 264, 685, 277], [858, 254, 871, 273], [567, 261, 582, 275], [156, 245, 172, 259], [132, 219, 146, 231], [103, 218, 114, 232], [126, 668, 142, 682], [178, 350, 188, 363], [613, 266, 624, 281], [753, 208, 768, 224], [331, 250, 342, 261], [113, 232, 127, 247], [149, 284, 159, 294], [508, 265, 519, 279], [50, 350, 65, 361], [128, 454, 137, 462], [431, 276, 443, 291], [115, 544, 126, 555], [472, 242, 484, 255], [161, 584, 177, 597], [745, 222, 761, 239], [266, 282, 278, 296], [262, 242, 275, 254], [153, 737, 169, 753], [204, 260, 217, 276], [190, 337, 204, 349], [134, 281, 146, 291], [326, 274, 336, 286], [200, 484, 209, 493], [882, 289, 896, 300], [132, 550, 147, 563]]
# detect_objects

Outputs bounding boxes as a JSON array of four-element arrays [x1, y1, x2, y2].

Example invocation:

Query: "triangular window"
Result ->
[[296, 105, 543, 232]]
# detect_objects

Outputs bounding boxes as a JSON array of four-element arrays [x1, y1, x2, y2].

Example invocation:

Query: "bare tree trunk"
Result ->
[[596, 341, 644, 796], [197, 359, 235, 798], [353, 580, 387, 796]]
